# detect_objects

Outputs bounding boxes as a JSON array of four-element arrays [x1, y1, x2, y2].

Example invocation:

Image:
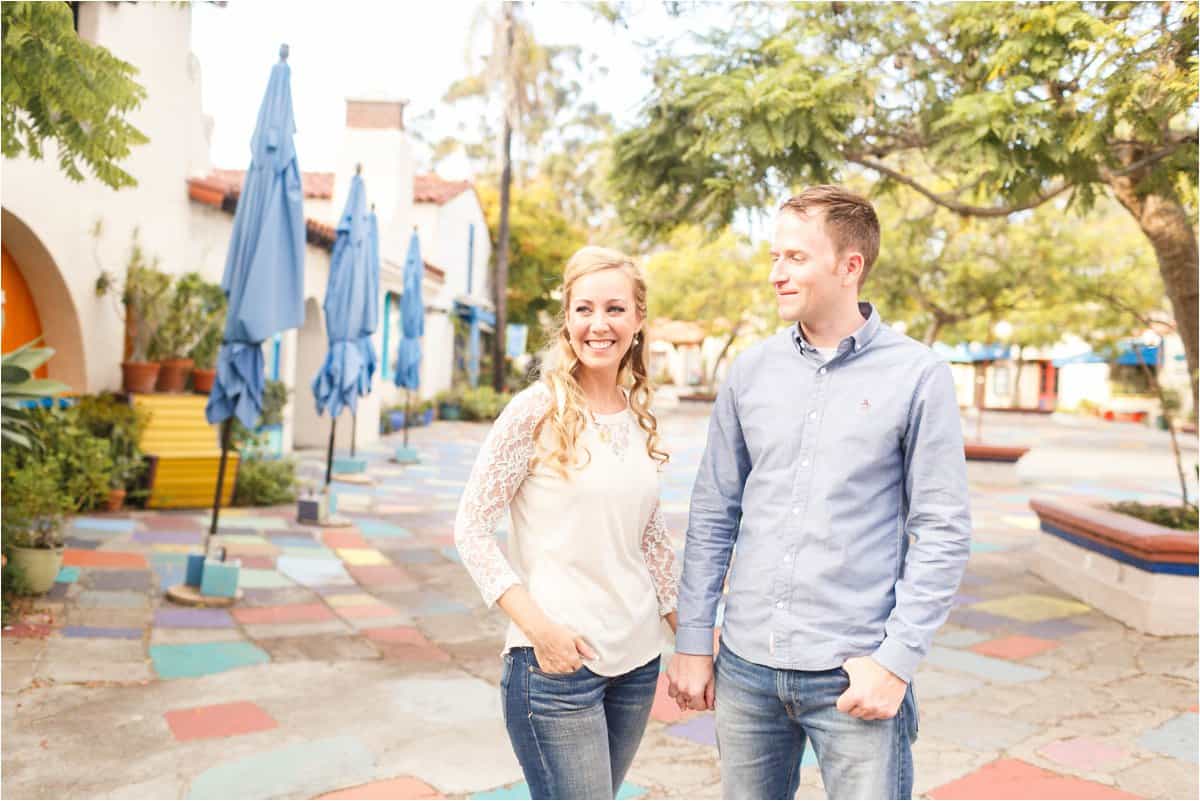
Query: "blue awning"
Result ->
[[933, 342, 1011, 363], [1053, 341, 1162, 368]]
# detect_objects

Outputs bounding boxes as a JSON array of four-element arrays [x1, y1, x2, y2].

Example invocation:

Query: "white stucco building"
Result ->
[[2, 3, 491, 456]]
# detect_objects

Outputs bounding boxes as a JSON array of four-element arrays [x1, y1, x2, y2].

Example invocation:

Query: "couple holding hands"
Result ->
[[454, 185, 972, 800]]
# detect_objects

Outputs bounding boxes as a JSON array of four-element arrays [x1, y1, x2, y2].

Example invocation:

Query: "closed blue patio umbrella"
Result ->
[[312, 168, 375, 484], [206, 44, 305, 539], [394, 229, 424, 452], [347, 204, 381, 458]]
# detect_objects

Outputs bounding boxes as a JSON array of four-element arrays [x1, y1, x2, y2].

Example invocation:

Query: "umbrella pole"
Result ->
[[351, 411, 357, 457], [207, 419, 233, 545], [403, 389, 411, 449], [325, 414, 337, 486]]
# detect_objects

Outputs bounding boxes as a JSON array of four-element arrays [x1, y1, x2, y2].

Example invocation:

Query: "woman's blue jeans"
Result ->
[[715, 640, 919, 800], [501, 647, 660, 799]]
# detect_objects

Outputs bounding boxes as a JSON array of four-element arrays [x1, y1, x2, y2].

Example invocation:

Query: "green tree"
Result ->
[[608, 2, 1199, 406], [2, 2, 148, 189], [643, 225, 773, 386], [477, 180, 587, 355]]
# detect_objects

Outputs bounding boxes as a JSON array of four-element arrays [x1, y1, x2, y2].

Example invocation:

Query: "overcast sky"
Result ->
[[190, 1, 695, 178]]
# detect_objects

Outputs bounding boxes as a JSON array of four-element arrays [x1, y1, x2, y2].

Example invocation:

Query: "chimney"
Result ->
[[346, 99, 407, 131], [336, 98, 414, 268]]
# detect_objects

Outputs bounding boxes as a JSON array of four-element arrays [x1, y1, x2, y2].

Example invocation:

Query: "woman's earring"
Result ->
[[634, 333, 641, 346]]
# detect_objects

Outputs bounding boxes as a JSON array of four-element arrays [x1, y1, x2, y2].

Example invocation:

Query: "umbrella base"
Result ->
[[297, 515, 353, 528], [165, 584, 243, 608], [332, 472, 374, 485], [391, 447, 421, 465]]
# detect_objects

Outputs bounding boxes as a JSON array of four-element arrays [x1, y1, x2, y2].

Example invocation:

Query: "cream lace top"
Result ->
[[454, 382, 678, 676]]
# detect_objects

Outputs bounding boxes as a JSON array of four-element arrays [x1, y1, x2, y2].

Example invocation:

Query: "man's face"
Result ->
[[768, 210, 850, 323]]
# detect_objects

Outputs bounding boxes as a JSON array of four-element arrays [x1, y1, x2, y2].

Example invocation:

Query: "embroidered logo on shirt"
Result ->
[[859, 399, 871, 411]]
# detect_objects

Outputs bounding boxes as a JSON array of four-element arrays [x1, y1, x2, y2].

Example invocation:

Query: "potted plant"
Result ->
[[151, 272, 208, 392], [98, 235, 172, 394], [188, 277, 226, 394], [389, 405, 406, 431], [419, 399, 434, 426], [436, 389, 464, 421], [3, 459, 69, 595], [73, 394, 148, 512]]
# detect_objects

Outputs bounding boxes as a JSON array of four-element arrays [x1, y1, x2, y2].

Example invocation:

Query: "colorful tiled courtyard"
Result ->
[[2, 406, 1197, 799]]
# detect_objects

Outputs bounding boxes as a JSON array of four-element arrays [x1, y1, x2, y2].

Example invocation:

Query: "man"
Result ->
[[667, 185, 971, 800]]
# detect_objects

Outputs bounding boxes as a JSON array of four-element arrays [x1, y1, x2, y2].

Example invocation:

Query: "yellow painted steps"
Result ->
[[132, 394, 239, 509]]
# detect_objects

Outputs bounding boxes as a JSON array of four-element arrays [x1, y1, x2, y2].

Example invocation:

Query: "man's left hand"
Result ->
[[835, 656, 907, 720]]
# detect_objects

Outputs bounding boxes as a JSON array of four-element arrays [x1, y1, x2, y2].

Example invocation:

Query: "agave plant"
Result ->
[[2, 339, 70, 449]]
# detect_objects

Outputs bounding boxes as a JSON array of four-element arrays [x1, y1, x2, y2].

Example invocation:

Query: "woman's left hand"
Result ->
[[664, 611, 678, 634]]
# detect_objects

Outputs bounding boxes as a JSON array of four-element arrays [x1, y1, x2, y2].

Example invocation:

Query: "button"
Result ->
[[801, 459, 810, 467], [775, 600, 784, 609], [792, 507, 800, 515], [819, 367, 827, 375], [808, 411, 817, 420]]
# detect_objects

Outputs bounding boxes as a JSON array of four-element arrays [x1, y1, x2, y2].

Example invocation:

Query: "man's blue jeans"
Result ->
[[714, 640, 918, 800], [501, 647, 660, 799]]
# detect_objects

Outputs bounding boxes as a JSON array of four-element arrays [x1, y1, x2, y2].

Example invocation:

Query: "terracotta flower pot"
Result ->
[[105, 488, 127, 512], [192, 367, 217, 394], [121, 361, 161, 394], [157, 358, 195, 393]]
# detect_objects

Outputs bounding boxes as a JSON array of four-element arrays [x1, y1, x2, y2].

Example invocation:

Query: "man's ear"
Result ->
[[842, 252, 864, 288]]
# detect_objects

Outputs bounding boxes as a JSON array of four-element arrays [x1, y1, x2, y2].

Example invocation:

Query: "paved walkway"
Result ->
[[2, 405, 1196, 799]]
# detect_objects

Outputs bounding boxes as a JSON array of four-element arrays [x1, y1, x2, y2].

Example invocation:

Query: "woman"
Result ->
[[454, 245, 678, 800]]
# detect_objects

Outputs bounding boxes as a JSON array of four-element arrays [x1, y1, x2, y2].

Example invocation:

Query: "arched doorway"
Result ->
[[1, 209, 87, 390]]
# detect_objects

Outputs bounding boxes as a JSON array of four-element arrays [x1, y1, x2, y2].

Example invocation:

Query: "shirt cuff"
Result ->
[[871, 636, 922, 684], [675, 625, 715, 656]]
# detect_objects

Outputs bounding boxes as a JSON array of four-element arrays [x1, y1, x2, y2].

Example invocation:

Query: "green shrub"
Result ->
[[72, 394, 148, 491], [234, 456, 298, 507], [460, 386, 513, 421], [1110, 502, 1198, 531], [1, 454, 70, 548], [19, 408, 113, 510]]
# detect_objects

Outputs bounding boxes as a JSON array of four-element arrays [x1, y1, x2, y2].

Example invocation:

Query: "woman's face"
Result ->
[[565, 268, 643, 375]]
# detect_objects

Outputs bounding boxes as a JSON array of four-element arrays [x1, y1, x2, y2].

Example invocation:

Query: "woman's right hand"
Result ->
[[531, 620, 597, 675]]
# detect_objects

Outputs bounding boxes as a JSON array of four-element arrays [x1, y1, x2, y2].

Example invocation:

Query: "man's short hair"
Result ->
[[780, 186, 881, 286]]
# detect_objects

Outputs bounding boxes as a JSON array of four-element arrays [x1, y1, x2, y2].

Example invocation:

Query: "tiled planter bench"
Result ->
[[1030, 496, 1198, 636], [964, 442, 1030, 462]]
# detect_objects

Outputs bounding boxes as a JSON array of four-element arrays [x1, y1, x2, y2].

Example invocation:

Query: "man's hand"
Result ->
[[836, 656, 907, 720], [667, 652, 716, 711]]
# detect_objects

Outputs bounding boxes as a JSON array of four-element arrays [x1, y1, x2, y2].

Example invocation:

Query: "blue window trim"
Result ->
[[467, 223, 475, 295], [271, 334, 281, 380], [382, 292, 393, 380]]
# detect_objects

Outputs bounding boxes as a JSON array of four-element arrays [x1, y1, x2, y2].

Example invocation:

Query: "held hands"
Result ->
[[835, 656, 907, 720], [666, 652, 716, 712], [531, 619, 597, 675]]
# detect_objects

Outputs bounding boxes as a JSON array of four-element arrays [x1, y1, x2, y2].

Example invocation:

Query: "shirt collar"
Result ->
[[791, 302, 882, 354]]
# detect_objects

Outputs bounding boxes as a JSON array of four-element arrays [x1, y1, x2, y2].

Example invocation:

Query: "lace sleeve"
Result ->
[[454, 385, 552, 607], [640, 498, 679, 616]]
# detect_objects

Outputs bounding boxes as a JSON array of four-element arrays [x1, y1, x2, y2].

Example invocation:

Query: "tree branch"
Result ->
[[845, 154, 1075, 217]]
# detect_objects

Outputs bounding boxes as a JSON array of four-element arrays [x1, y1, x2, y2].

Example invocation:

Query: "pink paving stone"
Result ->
[[1038, 738, 1131, 773], [316, 776, 443, 799], [2, 623, 53, 639], [970, 635, 1061, 661], [346, 564, 413, 586], [231, 603, 335, 625], [165, 700, 277, 741], [650, 672, 689, 724], [322, 530, 370, 549], [62, 550, 148, 569], [239, 555, 276, 570], [928, 758, 1141, 800], [364, 626, 430, 645], [336, 604, 398, 620], [377, 641, 452, 662]]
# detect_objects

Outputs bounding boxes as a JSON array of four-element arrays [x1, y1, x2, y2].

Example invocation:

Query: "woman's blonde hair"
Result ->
[[532, 245, 668, 477]]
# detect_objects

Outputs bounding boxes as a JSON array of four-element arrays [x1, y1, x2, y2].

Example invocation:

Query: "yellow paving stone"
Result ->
[[969, 594, 1091, 622], [325, 593, 382, 607], [1001, 515, 1041, 531], [335, 548, 391, 566]]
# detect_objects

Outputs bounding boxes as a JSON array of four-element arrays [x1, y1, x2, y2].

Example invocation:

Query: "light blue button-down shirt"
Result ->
[[676, 303, 971, 683]]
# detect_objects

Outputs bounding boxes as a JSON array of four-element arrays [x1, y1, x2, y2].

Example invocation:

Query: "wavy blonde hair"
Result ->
[[532, 245, 668, 477]]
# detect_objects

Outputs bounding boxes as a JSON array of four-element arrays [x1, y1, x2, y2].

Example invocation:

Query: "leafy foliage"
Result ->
[[1, 338, 69, 449], [1110, 501, 1198, 531], [1, 1, 149, 188], [233, 456, 297, 507]]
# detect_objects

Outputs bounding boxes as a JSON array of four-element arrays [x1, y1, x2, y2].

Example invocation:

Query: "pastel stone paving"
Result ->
[[2, 410, 1196, 799]]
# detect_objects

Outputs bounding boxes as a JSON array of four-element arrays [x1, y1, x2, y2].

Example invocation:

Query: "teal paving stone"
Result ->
[[925, 646, 1049, 683], [280, 546, 338, 560], [62, 625, 143, 639], [270, 536, 322, 549], [155, 565, 187, 591], [970, 541, 1010, 554], [238, 568, 296, 589], [55, 566, 80, 584], [186, 734, 374, 800], [71, 517, 136, 534], [150, 641, 269, 679], [276, 556, 355, 587], [440, 546, 462, 564], [415, 595, 471, 616], [76, 590, 148, 609], [149, 552, 190, 567], [353, 519, 412, 538], [1137, 712, 1198, 763]]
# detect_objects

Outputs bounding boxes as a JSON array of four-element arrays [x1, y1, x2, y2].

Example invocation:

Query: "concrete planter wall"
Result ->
[[1030, 497, 1198, 636]]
